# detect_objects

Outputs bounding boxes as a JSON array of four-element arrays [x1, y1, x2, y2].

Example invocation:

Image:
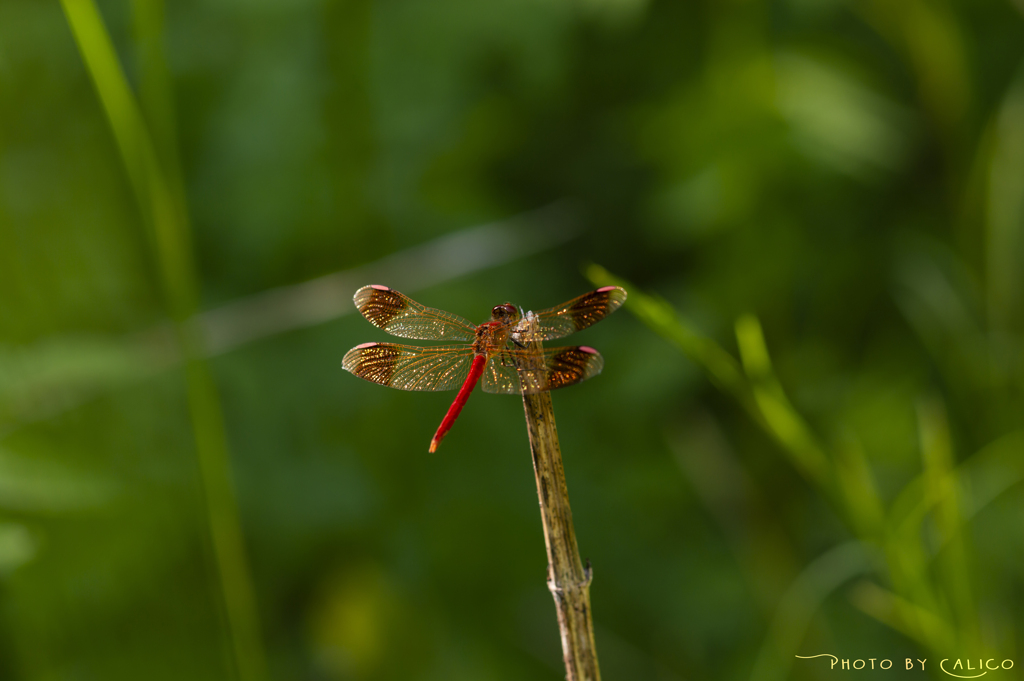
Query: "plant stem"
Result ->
[[520, 377, 601, 680], [60, 3, 267, 679]]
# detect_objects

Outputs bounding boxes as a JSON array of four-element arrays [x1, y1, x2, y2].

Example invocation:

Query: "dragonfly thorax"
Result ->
[[474, 312, 517, 355]]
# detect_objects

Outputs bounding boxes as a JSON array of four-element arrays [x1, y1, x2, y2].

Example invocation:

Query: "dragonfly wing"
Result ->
[[528, 286, 627, 341], [354, 285, 477, 341], [480, 351, 525, 395], [481, 346, 605, 395], [343, 343, 476, 391]]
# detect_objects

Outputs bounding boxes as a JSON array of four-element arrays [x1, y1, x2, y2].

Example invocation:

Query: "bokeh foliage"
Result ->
[[2, 0, 1023, 680]]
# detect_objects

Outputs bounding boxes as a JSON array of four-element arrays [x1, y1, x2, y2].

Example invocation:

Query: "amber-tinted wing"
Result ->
[[353, 285, 477, 341], [526, 286, 627, 341], [342, 342, 475, 391], [481, 346, 604, 395]]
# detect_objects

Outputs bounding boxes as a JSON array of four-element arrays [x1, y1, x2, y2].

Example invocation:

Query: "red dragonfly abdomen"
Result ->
[[428, 354, 488, 453]]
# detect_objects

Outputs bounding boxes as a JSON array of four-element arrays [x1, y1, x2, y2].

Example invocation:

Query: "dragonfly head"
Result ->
[[491, 303, 519, 323]]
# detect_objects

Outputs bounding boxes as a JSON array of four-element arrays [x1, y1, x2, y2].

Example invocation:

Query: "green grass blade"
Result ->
[[751, 541, 870, 681], [584, 264, 756, 417], [734, 314, 832, 490], [60, 3, 267, 680], [918, 396, 978, 650]]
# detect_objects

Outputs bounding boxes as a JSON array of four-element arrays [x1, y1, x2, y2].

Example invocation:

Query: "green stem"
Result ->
[[59, 3, 267, 679]]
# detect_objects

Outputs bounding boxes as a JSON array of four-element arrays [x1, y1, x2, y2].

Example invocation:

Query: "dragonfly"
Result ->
[[342, 284, 627, 452]]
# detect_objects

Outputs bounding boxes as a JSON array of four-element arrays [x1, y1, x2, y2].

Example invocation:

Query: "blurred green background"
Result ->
[[2, 0, 1023, 679]]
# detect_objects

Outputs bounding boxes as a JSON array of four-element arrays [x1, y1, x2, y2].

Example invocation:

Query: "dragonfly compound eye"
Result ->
[[492, 303, 517, 319]]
